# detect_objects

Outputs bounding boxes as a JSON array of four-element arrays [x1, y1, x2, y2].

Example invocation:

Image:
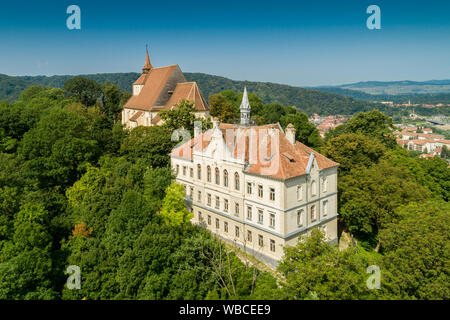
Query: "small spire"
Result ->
[[240, 85, 251, 125], [240, 86, 250, 110], [142, 45, 152, 73]]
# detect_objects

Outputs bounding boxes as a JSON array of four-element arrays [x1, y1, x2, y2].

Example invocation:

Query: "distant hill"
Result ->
[[0, 73, 140, 102], [1, 72, 448, 116], [318, 79, 450, 95], [314, 86, 450, 104]]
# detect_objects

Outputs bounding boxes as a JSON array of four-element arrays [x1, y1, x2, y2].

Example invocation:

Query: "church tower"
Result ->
[[240, 86, 251, 125], [142, 45, 153, 74]]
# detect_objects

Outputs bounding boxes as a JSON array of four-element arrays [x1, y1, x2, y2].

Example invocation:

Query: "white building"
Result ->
[[170, 89, 340, 267]]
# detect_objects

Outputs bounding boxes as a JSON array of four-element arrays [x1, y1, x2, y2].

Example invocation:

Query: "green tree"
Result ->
[[63, 77, 102, 106], [18, 108, 100, 189], [322, 133, 386, 174], [120, 125, 174, 168], [101, 82, 126, 124], [278, 229, 379, 300], [378, 200, 450, 299], [159, 183, 193, 228], [343, 110, 397, 149], [339, 161, 430, 247], [209, 93, 237, 123], [441, 145, 450, 159], [280, 112, 322, 148]]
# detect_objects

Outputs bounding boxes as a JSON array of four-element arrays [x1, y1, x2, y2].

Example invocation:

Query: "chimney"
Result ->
[[286, 123, 296, 145]]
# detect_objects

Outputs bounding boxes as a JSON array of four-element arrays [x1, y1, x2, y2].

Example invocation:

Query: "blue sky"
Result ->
[[0, 0, 449, 86]]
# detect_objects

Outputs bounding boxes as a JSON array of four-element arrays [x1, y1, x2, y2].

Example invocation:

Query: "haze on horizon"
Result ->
[[0, 0, 449, 87]]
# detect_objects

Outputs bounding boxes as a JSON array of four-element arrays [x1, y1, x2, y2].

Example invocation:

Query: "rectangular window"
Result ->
[[297, 209, 304, 226], [311, 205, 316, 222], [183, 166, 186, 176], [235, 226, 240, 238], [189, 186, 193, 199], [247, 206, 252, 220], [198, 211, 202, 222], [224, 199, 229, 212], [198, 191, 201, 202], [323, 200, 328, 217], [247, 182, 252, 194], [270, 239, 275, 252], [207, 194, 211, 206], [269, 213, 275, 228], [190, 167, 193, 178], [197, 165, 201, 180], [176, 165, 179, 174], [258, 235, 264, 247], [215, 218, 219, 229], [258, 209, 263, 224], [224, 221, 228, 233], [215, 196, 220, 209], [207, 215, 211, 225], [297, 185, 303, 201], [311, 181, 317, 196], [322, 177, 328, 193], [247, 230, 252, 242], [270, 188, 275, 201], [258, 185, 263, 198], [235, 203, 240, 216]]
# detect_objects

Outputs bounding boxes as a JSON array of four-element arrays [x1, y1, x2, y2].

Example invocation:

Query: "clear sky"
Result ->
[[0, 0, 449, 86]]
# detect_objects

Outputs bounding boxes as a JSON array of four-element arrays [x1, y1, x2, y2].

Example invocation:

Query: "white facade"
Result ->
[[171, 125, 339, 268]]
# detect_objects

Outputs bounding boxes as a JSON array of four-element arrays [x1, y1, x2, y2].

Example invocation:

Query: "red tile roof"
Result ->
[[171, 123, 339, 180], [125, 65, 179, 111], [409, 139, 435, 146], [165, 82, 208, 111]]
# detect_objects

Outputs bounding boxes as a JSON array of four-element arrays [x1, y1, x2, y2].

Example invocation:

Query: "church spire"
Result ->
[[240, 85, 251, 125], [142, 45, 153, 73]]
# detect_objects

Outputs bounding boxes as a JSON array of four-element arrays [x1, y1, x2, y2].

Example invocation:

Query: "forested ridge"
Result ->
[[3, 72, 448, 117], [0, 77, 448, 300]]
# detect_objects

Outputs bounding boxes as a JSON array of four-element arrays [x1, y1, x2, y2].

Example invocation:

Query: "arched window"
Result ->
[[311, 180, 317, 196], [234, 172, 240, 191], [223, 170, 228, 187], [207, 166, 211, 182], [215, 168, 220, 185], [197, 164, 201, 180]]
